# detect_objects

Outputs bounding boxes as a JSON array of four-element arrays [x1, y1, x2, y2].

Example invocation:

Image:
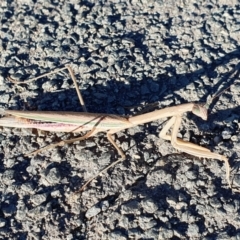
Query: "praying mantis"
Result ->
[[0, 65, 234, 192]]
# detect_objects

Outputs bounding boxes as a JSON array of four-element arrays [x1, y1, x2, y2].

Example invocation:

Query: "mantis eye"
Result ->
[[192, 104, 208, 120]]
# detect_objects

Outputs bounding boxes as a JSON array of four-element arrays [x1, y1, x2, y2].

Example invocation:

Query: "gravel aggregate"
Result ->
[[1, 0, 240, 239]]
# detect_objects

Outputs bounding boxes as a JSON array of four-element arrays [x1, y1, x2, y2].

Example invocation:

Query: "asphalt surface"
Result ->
[[0, 1, 240, 239]]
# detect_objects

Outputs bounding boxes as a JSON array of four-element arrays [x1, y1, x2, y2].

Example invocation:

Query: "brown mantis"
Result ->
[[0, 65, 234, 191]]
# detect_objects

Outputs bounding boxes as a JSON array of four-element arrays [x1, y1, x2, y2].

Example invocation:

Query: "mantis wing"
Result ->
[[3, 110, 131, 130]]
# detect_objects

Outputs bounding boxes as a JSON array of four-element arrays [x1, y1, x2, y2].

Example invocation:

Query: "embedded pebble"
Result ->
[[41, 168, 61, 186], [187, 224, 200, 238], [2, 170, 15, 185], [0, 218, 6, 227], [85, 205, 101, 219], [121, 200, 140, 215], [21, 182, 35, 193], [30, 193, 48, 206], [222, 130, 232, 139], [141, 198, 158, 214]]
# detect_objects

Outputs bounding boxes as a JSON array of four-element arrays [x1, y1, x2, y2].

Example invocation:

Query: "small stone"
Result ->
[[16, 208, 27, 220], [223, 203, 236, 213], [185, 170, 197, 180], [138, 216, 157, 230], [222, 129, 232, 139], [3, 158, 15, 168], [108, 231, 127, 240], [41, 168, 61, 186], [100, 200, 109, 211], [121, 200, 140, 214], [187, 224, 199, 238], [0, 218, 6, 227], [2, 170, 15, 185], [85, 205, 101, 219], [146, 169, 172, 187], [209, 197, 222, 208], [51, 190, 61, 198], [166, 196, 177, 207], [121, 37, 135, 46], [231, 135, 238, 141], [31, 193, 48, 206], [21, 182, 35, 193], [141, 198, 158, 213], [27, 204, 52, 220], [158, 228, 174, 239], [71, 203, 82, 215], [175, 202, 187, 210]]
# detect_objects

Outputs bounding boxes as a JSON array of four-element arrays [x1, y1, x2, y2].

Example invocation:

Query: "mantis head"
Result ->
[[192, 104, 208, 120], [196, 83, 234, 121]]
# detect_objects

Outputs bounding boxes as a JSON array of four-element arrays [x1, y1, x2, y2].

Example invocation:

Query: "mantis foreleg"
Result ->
[[160, 115, 232, 190], [78, 127, 132, 192]]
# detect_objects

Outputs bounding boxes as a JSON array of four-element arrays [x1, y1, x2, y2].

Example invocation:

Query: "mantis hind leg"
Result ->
[[26, 127, 100, 156], [8, 65, 87, 112]]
